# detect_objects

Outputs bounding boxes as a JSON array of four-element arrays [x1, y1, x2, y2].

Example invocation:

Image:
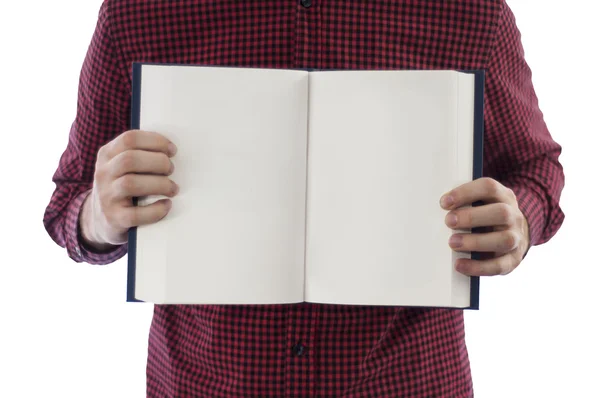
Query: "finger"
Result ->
[[100, 130, 177, 161], [455, 252, 518, 276], [449, 230, 520, 254], [113, 174, 179, 200], [440, 177, 515, 210], [109, 149, 174, 179], [445, 203, 516, 229], [114, 199, 173, 229]]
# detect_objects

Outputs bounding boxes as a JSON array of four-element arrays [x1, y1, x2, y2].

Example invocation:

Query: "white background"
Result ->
[[0, 1, 598, 397]]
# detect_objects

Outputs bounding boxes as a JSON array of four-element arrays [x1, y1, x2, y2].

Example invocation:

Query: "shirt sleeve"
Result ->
[[483, 0, 565, 247], [43, 1, 129, 265]]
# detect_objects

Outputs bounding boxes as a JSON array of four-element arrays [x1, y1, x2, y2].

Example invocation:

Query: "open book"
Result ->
[[127, 64, 484, 309]]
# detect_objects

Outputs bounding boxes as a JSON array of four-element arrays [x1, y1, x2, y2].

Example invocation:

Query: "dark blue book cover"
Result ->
[[127, 64, 484, 309]]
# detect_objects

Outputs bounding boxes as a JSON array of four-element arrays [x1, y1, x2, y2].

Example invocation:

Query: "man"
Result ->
[[43, 0, 564, 396]]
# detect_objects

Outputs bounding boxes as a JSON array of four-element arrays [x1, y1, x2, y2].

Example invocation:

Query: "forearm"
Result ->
[[43, 1, 130, 265], [483, 0, 565, 247]]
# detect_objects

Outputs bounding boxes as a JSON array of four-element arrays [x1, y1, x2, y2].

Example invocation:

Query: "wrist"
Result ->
[[78, 190, 117, 252]]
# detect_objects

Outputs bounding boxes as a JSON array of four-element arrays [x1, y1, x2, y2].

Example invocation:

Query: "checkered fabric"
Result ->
[[43, 1, 564, 396]]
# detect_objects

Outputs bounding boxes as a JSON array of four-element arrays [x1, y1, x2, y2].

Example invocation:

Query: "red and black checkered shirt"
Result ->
[[44, 1, 565, 396]]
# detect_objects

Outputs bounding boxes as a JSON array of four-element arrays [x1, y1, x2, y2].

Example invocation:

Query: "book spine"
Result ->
[[302, 72, 311, 302], [462, 69, 485, 310], [126, 62, 144, 303]]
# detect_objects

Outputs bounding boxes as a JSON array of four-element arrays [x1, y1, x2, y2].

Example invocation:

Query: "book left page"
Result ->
[[134, 65, 309, 304]]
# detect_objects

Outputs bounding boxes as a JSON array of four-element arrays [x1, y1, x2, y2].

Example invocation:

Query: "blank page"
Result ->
[[304, 70, 472, 307], [135, 65, 309, 304]]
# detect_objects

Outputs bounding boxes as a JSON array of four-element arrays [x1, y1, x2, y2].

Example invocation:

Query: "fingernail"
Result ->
[[449, 235, 462, 248], [168, 160, 175, 174], [172, 182, 179, 195], [446, 213, 458, 228], [455, 261, 466, 273], [168, 143, 178, 156], [441, 194, 454, 208]]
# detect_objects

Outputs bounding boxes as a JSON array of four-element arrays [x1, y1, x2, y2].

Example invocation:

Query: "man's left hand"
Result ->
[[440, 177, 530, 276]]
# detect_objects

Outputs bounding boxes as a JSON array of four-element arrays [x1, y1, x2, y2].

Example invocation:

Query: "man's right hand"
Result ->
[[79, 130, 179, 251]]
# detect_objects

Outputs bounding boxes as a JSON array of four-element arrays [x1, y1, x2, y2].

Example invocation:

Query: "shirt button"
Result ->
[[292, 342, 306, 357], [300, 0, 311, 8]]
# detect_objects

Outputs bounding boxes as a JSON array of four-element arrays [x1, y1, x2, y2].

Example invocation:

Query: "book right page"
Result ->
[[304, 70, 472, 307]]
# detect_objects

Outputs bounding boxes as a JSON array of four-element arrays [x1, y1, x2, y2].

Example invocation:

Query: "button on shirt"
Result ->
[[43, 1, 565, 397], [293, 342, 307, 357]]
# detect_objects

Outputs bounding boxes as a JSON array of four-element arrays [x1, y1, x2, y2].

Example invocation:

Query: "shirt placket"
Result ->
[[284, 302, 320, 397], [294, 0, 322, 69], [285, 3, 321, 396]]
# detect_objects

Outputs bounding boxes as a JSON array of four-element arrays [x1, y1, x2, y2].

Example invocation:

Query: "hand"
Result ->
[[80, 130, 179, 249], [440, 177, 530, 276]]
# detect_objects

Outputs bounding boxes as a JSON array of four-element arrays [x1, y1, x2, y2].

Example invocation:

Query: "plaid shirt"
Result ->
[[43, 0, 564, 396]]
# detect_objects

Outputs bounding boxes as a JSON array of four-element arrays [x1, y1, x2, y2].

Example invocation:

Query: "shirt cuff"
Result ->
[[510, 184, 546, 250], [66, 189, 127, 265]]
